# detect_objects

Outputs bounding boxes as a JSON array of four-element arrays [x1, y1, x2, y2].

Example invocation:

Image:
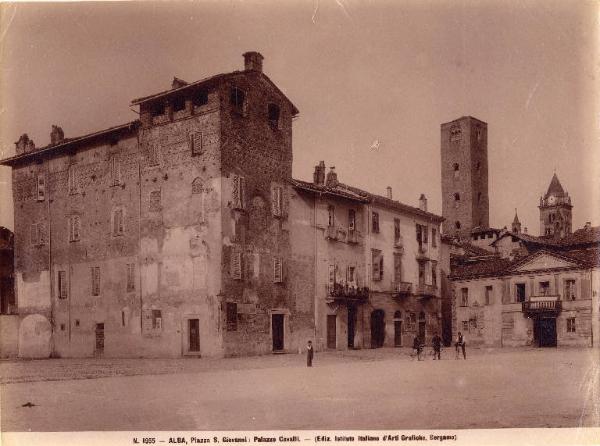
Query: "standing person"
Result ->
[[431, 332, 442, 360], [455, 332, 466, 360], [306, 340, 314, 367], [413, 335, 423, 361]]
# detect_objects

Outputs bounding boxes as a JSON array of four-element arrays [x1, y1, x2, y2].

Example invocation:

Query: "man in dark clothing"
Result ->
[[455, 332, 466, 359], [412, 335, 423, 361], [306, 340, 314, 367], [431, 332, 442, 360]]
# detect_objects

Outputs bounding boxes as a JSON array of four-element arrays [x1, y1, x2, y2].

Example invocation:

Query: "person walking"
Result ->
[[413, 335, 424, 361], [455, 332, 466, 359], [432, 332, 442, 360], [306, 340, 314, 367]]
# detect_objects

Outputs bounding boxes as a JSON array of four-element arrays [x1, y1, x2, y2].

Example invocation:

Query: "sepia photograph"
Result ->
[[0, 1, 598, 445]]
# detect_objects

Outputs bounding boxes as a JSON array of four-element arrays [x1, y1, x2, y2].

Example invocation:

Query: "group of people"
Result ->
[[305, 331, 467, 366], [412, 332, 467, 361]]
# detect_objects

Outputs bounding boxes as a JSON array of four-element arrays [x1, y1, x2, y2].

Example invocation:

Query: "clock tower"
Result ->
[[539, 173, 572, 238]]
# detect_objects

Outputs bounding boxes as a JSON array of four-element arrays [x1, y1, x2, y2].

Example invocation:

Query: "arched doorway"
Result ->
[[418, 311, 426, 341], [370, 309, 385, 348], [393, 311, 402, 347]]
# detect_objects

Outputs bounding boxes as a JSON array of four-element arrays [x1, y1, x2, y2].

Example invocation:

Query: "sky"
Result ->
[[0, 0, 598, 234]]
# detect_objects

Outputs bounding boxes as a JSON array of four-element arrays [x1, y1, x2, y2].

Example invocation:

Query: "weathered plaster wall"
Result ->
[[0, 315, 19, 357]]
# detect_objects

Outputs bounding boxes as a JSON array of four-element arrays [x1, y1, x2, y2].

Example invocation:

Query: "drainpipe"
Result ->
[[137, 134, 144, 333]]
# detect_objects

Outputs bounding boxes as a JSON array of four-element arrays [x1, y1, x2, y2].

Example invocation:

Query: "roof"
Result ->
[[290, 179, 443, 223], [492, 226, 600, 249], [130, 70, 299, 116], [470, 226, 501, 235], [0, 121, 139, 167], [512, 211, 521, 225], [545, 173, 565, 198], [451, 247, 600, 280]]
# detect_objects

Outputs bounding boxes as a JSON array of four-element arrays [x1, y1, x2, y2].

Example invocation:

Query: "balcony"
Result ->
[[347, 229, 359, 244], [415, 283, 437, 298], [392, 281, 412, 298], [522, 295, 562, 314], [416, 243, 429, 260], [325, 225, 338, 240], [328, 282, 369, 302]]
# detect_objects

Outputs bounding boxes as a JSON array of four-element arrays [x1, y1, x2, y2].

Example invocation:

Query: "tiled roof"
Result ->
[[290, 179, 444, 222], [0, 121, 140, 166], [555, 226, 600, 247], [450, 257, 513, 280]]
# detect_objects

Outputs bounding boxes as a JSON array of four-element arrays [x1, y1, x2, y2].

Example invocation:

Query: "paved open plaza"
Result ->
[[1, 348, 599, 432]]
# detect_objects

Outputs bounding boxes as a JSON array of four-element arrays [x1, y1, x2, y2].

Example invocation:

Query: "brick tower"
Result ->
[[440, 116, 490, 238]]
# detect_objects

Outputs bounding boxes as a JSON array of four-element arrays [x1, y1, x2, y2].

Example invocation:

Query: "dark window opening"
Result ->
[[455, 221, 461, 229], [150, 102, 164, 117], [516, 283, 526, 302], [454, 193, 460, 201], [230, 87, 245, 111], [193, 90, 208, 107], [172, 96, 185, 112], [75, 319, 80, 327], [372, 212, 380, 233]]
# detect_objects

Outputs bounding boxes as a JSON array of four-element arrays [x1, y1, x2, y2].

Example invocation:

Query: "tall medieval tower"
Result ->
[[440, 116, 490, 238], [539, 173, 572, 237]]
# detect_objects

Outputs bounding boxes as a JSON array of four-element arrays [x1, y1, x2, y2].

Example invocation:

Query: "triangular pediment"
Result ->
[[512, 252, 579, 272]]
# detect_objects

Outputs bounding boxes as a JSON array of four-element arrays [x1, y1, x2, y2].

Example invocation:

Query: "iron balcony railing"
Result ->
[[416, 283, 437, 298], [328, 282, 369, 301], [522, 299, 562, 313], [392, 281, 412, 297]]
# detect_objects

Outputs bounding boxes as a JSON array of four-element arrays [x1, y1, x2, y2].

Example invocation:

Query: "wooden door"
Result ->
[[327, 315, 337, 349], [394, 320, 402, 347], [189, 319, 200, 352], [95, 323, 104, 355], [272, 314, 284, 351]]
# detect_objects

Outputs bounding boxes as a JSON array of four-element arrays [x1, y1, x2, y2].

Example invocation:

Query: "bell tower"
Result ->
[[440, 116, 489, 238], [539, 173, 572, 237]]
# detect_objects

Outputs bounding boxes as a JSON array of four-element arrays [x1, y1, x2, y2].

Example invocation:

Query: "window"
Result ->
[[152, 310, 162, 330], [193, 90, 208, 107], [148, 145, 160, 166], [121, 311, 126, 327], [462, 321, 469, 331], [230, 87, 246, 115], [394, 218, 401, 245], [539, 281, 550, 296], [416, 224, 428, 244], [567, 317, 576, 333], [347, 266, 355, 283], [149, 190, 161, 212], [485, 285, 493, 305], [564, 279, 576, 300], [232, 175, 246, 210], [328, 264, 336, 292], [172, 96, 185, 112], [431, 228, 437, 247], [126, 263, 135, 292], [112, 208, 124, 236], [150, 102, 164, 117], [30, 223, 45, 246], [69, 215, 81, 242], [455, 221, 461, 230], [91, 267, 100, 296], [418, 262, 425, 285], [192, 178, 204, 195], [37, 174, 46, 201], [268, 103, 280, 129], [326, 205, 335, 227], [453, 163, 459, 178], [461, 288, 469, 306], [75, 319, 80, 327], [110, 156, 121, 186], [372, 212, 380, 233], [470, 318, 477, 329], [393, 253, 402, 283], [431, 261, 437, 288], [226, 302, 237, 331], [478, 192, 482, 204], [349, 210, 356, 232], [231, 246, 242, 280], [190, 132, 203, 156], [516, 283, 526, 302], [271, 186, 283, 217], [371, 249, 383, 281], [58, 271, 67, 299], [68, 166, 79, 194], [273, 256, 283, 283], [454, 193, 460, 201]]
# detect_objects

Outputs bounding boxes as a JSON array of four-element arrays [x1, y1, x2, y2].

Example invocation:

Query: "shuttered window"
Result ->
[[110, 156, 121, 186], [30, 223, 38, 246], [372, 212, 380, 233], [393, 253, 402, 283], [273, 256, 283, 283], [149, 190, 161, 212], [372, 249, 383, 281], [69, 215, 81, 242], [68, 166, 79, 194], [271, 186, 283, 217], [58, 271, 68, 299], [37, 174, 46, 201], [348, 210, 356, 231], [190, 132, 203, 156], [126, 263, 135, 291], [232, 175, 246, 210], [91, 267, 100, 296], [328, 264, 336, 292], [231, 246, 242, 280], [113, 209, 124, 236], [148, 145, 160, 166]]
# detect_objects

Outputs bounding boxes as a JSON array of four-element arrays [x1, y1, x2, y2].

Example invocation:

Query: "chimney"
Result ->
[[313, 161, 325, 186], [50, 125, 65, 146], [15, 134, 35, 155], [386, 186, 392, 199], [419, 194, 427, 212], [326, 166, 338, 188], [243, 51, 264, 73], [171, 77, 188, 89]]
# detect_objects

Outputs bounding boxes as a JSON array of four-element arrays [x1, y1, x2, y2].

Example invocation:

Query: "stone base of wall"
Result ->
[[0, 315, 20, 358]]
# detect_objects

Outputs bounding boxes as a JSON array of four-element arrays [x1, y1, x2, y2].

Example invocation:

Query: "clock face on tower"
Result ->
[[548, 195, 556, 205]]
